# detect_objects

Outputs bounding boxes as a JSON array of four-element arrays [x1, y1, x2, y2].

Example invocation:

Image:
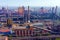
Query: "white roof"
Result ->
[[32, 23, 43, 25], [13, 26, 26, 29]]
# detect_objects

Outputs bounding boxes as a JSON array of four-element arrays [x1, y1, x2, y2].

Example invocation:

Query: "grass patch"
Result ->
[[56, 38, 60, 40]]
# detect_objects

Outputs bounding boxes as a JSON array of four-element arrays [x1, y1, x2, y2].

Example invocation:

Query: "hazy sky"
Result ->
[[0, 0, 60, 7]]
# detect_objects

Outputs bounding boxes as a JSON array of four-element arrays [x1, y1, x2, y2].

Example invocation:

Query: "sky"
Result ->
[[0, 0, 60, 7]]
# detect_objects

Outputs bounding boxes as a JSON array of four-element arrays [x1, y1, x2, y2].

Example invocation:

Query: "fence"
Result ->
[[14, 29, 35, 37]]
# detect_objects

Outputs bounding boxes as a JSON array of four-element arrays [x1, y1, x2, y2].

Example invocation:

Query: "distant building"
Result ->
[[18, 6, 25, 16], [0, 7, 60, 25]]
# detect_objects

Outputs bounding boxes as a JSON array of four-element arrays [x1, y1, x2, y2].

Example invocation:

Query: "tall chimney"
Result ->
[[28, 6, 30, 23], [40, 7, 44, 13], [52, 7, 54, 13], [55, 6, 57, 14]]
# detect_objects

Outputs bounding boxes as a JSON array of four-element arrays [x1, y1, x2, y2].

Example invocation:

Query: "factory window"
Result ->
[[18, 18, 23, 20], [13, 18, 17, 21], [45, 24, 48, 26]]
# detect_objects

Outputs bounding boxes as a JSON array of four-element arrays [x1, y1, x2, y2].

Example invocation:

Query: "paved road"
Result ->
[[9, 35, 60, 39], [0, 36, 7, 40]]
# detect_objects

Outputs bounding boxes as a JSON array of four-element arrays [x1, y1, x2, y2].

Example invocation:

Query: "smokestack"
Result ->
[[52, 7, 54, 13], [55, 6, 57, 14], [40, 7, 44, 13], [27, 6, 30, 23]]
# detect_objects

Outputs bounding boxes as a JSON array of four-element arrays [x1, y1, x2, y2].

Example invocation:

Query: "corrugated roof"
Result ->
[[0, 28, 10, 32]]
